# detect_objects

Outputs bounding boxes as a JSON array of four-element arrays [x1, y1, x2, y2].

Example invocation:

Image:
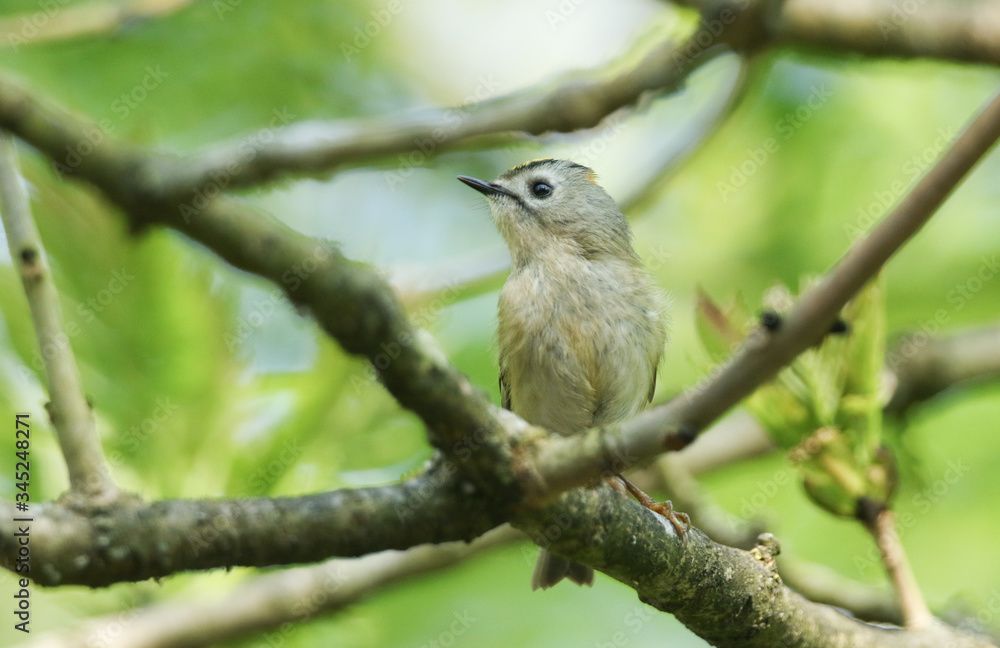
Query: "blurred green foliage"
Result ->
[[696, 280, 895, 518], [0, 1, 998, 647]]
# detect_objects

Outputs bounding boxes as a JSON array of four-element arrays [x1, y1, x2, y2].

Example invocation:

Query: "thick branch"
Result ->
[[157, 0, 1000, 196], [6, 478, 990, 647], [0, 74, 523, 478], [13, 527, 519, 648], [512, 484, 992, 647], [0, 463, 499, 587], [774, 0, 1000, 65], [0, 134, 116, 499]]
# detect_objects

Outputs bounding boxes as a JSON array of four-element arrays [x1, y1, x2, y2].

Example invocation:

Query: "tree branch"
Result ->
[[0, 134, 117, 500], [2, 0, 998, 214], [0, 0, 195, 50], [512, 484, 992, 647], [887, 321, 1000, 414], [0, 462, 499, 587], [160, 30, 719, 195], [773, 0, 1000, 65], [160, 0, 1000, 199], [0, 52, 996, 585], [779, 558, 902, 625], [12, 527, 520, 648], [0, 22, 997, 648], [863, 508, 933, 630]]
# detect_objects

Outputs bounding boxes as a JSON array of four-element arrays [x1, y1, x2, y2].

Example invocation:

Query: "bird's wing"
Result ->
[[647, 352, 661, 404], [500, 367, 512, 411]]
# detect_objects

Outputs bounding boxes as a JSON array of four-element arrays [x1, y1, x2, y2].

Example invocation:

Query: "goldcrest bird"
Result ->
[[458, 159, 686, 590]]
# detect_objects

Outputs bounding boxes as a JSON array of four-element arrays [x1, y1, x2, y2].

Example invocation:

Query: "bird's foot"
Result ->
[[616, 475, 691, 540]]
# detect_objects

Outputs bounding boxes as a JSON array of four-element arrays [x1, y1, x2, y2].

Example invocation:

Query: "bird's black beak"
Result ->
[[457, 175, 515, 199]]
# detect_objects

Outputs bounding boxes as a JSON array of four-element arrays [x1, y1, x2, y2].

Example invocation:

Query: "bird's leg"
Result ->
[[614, 474, 690, 540]]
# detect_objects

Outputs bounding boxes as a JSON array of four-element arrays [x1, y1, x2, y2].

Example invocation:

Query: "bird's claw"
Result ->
[[644, 499, 691, 540], [615, 475, 691, 540]]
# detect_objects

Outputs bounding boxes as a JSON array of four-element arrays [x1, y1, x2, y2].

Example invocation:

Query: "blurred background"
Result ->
[[0, 0, 999, 646]]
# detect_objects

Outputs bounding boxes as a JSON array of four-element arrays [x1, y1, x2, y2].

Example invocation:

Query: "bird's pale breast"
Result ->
[[497, 256, 664, 437]]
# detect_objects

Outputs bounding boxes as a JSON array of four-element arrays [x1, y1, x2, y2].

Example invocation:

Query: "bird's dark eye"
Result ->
[[531, 181, 553, 198]]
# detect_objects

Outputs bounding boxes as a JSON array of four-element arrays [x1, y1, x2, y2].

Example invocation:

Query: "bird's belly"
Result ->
[[504, 319, 652, 436]]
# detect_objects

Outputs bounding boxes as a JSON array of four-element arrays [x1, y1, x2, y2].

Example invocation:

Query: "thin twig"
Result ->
[[0, 134, 117, 500], [668, 409, 774, 475], [864, 508, 933, 630], [780, 557, 902, 625], [163, 31, 726, 195], [887, 321, 1000, 415]]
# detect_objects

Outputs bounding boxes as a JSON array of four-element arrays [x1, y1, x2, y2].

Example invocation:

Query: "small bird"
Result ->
[[458, 159, 687, 590]]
